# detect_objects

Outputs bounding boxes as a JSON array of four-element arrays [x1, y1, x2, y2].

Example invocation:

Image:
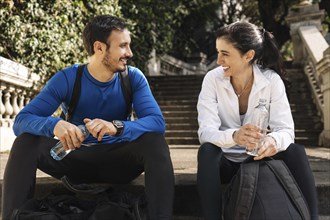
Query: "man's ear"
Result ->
[[245, 49, 255, 62], [93, 41, 105, 54]]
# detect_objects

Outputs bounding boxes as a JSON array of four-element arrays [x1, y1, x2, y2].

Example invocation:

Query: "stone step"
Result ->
[[165, 136, 319, 147], [154, 96, 199, 101], [166, 137, 200, 145], [293, 123, 323, 131], [163, 111, 198, 117], [150, 83, 201, 89], [166, 123, 199, 130], [147, 75, 204, 83], [165, 130, 198, 137], [160, 106, 198, 111], [153, 90, 200, 96], [157, 100, 197, 105], [165, 117, 198, 124]]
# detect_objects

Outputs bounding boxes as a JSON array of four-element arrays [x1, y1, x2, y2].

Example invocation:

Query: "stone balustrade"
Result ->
[[316, 47, 330, 146], [286, 3, 330, 147], [0, 56, 39, 151], [147, 49, 208, 76]]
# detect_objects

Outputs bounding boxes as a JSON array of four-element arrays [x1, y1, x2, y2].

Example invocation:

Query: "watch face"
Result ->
[[113, 120, 124, 136], [113, 120, 124, 128]]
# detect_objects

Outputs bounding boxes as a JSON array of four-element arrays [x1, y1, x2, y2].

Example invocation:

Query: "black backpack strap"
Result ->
[[234, 162, 259, 220], [61, 64, 132, 122], [61, 176, 111, 195], [118, 66, 133, 119], [265, 160, 311, 220], [60, 64, 85, 122]]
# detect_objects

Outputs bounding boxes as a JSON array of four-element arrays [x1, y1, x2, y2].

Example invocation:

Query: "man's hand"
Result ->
[[53, 120, 86, 151], [83, 118, 117, 141]]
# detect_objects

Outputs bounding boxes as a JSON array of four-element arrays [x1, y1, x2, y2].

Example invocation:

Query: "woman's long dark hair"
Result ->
[[215, 21, 286, 79]]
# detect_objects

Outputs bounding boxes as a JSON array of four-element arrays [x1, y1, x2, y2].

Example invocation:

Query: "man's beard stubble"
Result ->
[[102, 51, 127, 73]]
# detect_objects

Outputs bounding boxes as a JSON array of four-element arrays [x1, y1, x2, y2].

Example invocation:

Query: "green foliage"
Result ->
[[169, 0, 221, 61], [1, 0, 328, 90], [120, 0, 222, 67], [0, 0, 121, 90], [281, 40, 294, 61], [120, 1, 184, 72]]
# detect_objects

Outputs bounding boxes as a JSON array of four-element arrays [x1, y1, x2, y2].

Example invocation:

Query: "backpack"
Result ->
[[10, 177, 148, 220], [61, 64, 133, 122], [222, 159, 310, 220]]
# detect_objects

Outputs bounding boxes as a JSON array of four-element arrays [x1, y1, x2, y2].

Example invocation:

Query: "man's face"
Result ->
[[102, 29, 133, 73]]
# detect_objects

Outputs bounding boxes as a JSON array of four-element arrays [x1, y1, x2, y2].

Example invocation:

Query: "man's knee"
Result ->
[[11, 133, 38, 154], [137, 132, 171, 160], [10, 133, 53, 160], [139, 132, 165, 142]]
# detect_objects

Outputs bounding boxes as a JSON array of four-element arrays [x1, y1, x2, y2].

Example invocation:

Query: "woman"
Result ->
[[197, 21, 318, 220]]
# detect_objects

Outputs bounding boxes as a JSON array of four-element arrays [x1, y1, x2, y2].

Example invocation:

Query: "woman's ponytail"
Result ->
[[258, 30, 286, 79]]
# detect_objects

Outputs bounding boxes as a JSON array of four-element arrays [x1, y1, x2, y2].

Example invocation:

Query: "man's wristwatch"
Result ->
[[112, 120, 124, 136]]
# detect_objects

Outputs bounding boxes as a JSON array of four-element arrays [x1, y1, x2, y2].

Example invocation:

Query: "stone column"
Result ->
[[286, 1, 325, 67], [0, 84, 6, 126], [318, 47, 330, 147]]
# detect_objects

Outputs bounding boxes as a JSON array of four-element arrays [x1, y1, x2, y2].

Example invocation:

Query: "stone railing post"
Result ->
[[318, 48, 330, 146], [286, 2, 325, 67]]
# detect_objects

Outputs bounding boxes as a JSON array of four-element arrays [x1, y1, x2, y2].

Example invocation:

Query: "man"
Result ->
[[2, 15, 174, 220]]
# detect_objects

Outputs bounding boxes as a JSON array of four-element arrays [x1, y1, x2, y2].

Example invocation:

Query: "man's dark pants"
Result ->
[[1, 132, 175, 220]]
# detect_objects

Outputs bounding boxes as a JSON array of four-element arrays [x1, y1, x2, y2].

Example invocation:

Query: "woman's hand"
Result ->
[[233, 124, 263, 148], [233, 124, 278, 160], [254, 136, 278, 160], [83, 118, 116, 141]]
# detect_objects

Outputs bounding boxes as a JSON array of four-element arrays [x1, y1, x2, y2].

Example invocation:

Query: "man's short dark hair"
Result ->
[[82, 15, 127, 56]]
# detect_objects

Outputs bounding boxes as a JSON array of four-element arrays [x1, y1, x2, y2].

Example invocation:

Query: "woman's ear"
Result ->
[[245, 49, 255, 62]]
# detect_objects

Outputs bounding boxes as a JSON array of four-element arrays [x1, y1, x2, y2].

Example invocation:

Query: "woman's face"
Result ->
[[216, 37, 251, 77]]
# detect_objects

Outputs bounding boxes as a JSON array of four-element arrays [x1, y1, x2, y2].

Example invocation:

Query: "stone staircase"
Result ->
[[147, 69, 323, 147], [147, 75, 202, 145], [285, 69, 324, 146]]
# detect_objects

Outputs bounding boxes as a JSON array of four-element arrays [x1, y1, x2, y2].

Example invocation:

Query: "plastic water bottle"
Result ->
[[50, 125, 89, 161], [246, 98, 269, 156]]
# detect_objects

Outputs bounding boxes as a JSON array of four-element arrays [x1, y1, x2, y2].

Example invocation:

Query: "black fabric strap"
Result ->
[[61, 64, 132, 122], [65, 64, 85, 122], [265, 160, 311, 220], [119, 66, 133, 119], [61, 176, 111, 195], [234, 162, 259, 220]]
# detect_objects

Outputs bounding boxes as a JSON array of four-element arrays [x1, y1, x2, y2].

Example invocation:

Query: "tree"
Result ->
[[168, 0, 329, 64], [0, 0, 121, 89], [120, 0, 184, 71], [169, 0, 221, 62]]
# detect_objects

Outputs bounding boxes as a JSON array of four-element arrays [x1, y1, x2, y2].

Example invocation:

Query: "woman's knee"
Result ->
[[278, 143, 307, 159], [198, 142, 221, 162]]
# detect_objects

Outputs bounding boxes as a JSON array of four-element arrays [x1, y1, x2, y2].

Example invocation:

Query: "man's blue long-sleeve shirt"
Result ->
[[13, 64, 165, 144]]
